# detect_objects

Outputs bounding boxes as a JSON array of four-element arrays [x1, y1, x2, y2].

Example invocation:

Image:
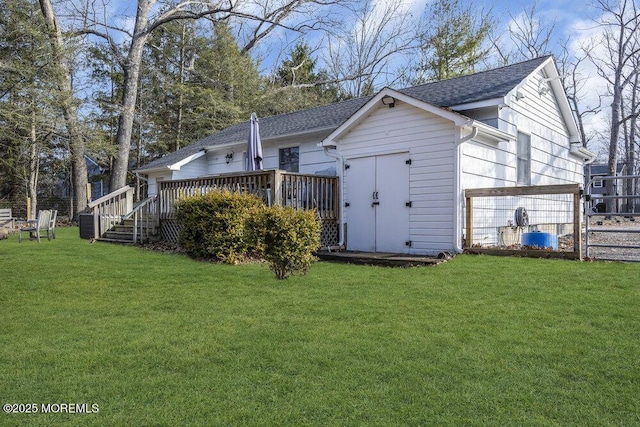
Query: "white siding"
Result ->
[[147, 172, 166, 196], [498, 69, 584, 186], [337, 101, 457, 255], [173, 156, 208, 180], [461, 140, 513, 188], [203, 138, 335, 176]]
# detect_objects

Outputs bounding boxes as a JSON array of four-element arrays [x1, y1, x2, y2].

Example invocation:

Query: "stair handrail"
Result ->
[[87, 186, 133, 239], [123, 195, 158, 244], [122, 195, 157, 220], [88, 185, 132, 209]]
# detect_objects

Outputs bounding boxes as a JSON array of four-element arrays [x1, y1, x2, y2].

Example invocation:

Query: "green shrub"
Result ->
[[175, 190, 264, 263], [251, 206, 321, 279]]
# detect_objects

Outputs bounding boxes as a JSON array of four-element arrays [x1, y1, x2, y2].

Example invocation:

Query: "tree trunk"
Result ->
[[110, 0, 153, 191], [176, 23, 186, 152], [29, 109, 39, 219], [607, 84, 621, 214], [629, 72, 638, 212], [39, 0, 88, 219]]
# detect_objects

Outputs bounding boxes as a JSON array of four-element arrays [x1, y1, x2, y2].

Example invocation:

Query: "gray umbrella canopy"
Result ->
[[246, 112, 264, 171]]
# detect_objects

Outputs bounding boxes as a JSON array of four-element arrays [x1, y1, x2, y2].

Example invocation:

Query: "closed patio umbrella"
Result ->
[[246, 112, 263, 171]]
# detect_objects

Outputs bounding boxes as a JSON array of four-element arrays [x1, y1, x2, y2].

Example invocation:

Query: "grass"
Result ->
[[1, 227, 639, 426]]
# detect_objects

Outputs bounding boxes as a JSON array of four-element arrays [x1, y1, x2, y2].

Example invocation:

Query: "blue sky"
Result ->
[[98, 0, 614, 151]]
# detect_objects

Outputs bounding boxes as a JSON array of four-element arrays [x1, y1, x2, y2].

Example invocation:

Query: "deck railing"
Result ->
[[87, 185, 134, 239], [158, 170, 339, 220]]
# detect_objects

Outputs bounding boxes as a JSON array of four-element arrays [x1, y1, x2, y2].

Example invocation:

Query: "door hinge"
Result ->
[[344, 164, 350, 170], [405, 201, 412, 207], [344, 202, 350, 207], [405, 240, 412, 247], [405, 159, 412, 165]]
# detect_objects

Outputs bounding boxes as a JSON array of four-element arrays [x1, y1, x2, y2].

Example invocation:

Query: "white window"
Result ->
[[593, 178, 603, 188], [517, 132, 531, 185]]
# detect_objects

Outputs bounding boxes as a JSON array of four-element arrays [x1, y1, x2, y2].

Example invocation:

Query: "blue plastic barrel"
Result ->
[[522, 232, 558, 250]]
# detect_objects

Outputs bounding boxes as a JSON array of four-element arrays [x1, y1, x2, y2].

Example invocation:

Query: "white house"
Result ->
[[136, 56, 595, 255]]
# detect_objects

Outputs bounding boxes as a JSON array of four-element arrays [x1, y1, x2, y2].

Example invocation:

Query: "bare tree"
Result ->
[[323, 0, 420, 98], [490, 1, 556, 65], [621, 53, 639, 209], [39, 0, 89, 218], [558, 40, 602, 149], [585, 0, 640, 212]]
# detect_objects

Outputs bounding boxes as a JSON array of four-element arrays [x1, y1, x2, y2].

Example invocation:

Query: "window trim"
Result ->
[[516, 131, 531, 186]]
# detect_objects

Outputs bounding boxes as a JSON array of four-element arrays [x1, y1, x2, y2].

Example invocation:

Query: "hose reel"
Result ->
[[514, 207, 529, 227]]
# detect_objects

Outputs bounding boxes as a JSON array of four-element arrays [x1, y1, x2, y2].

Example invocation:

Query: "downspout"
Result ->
[[323, 145, 345, 251], [454, 125, 479, 254]]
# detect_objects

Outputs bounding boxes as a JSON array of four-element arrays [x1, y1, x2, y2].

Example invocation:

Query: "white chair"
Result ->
[[18, 210, 52, 243], [0, 208, 14, 231]]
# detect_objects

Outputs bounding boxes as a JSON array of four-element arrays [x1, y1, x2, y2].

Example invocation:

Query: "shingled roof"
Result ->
[[400, 55, 551, 106], [137, 56, 552, 173]]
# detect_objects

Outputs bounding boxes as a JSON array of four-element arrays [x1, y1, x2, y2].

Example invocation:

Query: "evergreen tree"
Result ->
[[417, 0, 493, 82], [137, 21, 262, 160], [260, 42, 339, 115]]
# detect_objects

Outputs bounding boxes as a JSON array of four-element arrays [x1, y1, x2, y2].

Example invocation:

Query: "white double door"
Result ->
[[346, 152, 410, 253]]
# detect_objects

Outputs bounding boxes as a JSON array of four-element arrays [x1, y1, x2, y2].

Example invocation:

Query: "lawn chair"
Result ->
[[0, 208, 14, 231], [18, 210, 53, 243]]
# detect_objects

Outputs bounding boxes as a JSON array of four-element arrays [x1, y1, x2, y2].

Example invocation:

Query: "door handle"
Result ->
[[371, 201, 380, 206]]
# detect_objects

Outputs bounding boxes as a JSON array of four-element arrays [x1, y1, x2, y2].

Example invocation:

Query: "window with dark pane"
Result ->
[[279, 147, 299, 172]]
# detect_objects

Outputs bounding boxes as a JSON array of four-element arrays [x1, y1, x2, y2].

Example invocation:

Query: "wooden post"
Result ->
[[93, 207, 99, 240], [465, 194, 473, 249], [573, 188, 583, 260], [273, 170, 283, 207], [86, 183, 92, 204]]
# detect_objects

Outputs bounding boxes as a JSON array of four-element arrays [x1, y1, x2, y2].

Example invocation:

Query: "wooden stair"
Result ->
[[99, 216, 159, 244]]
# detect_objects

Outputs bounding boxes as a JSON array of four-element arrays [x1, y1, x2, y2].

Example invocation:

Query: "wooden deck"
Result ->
[[316, 251, 448, 267]]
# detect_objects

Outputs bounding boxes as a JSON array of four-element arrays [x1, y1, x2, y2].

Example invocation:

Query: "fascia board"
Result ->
[[168, 150, 206, 171]]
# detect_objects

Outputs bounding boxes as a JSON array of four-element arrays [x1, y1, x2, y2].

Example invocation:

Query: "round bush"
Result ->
[[252, 206, 321, 279], [175, 190, 264, 263]]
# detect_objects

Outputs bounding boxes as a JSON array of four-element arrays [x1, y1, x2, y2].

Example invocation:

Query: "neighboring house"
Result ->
[[586, 162, 628, 212], [85, 156, 110, 201], [137, 56, 596, 255]]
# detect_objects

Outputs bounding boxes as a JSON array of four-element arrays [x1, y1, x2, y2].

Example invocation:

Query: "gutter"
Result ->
[[454, 125, 479, 254], [322, 145, 346, 251], [570, 143, 597, 164]]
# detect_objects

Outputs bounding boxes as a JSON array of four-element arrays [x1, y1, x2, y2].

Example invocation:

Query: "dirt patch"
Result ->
[[141, 240, 185, 254]]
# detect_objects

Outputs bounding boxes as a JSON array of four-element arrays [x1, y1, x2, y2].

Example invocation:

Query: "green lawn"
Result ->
[[1, 227, 639, 426]]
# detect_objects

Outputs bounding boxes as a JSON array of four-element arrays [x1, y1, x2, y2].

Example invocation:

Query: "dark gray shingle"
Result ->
[[399, 56, 551, 106]]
